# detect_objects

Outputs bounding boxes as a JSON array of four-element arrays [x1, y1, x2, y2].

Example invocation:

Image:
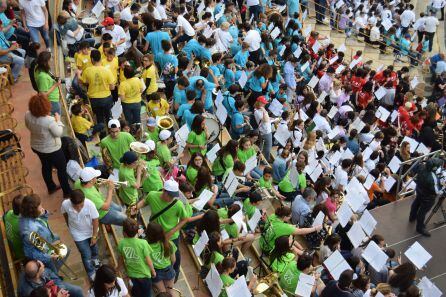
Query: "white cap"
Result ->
[[108, 119, 121, 129], [80, 167, 101, 182], [163, 179, 179, 197], [159, 129, 172, 141], [145, 139, 156, 152]]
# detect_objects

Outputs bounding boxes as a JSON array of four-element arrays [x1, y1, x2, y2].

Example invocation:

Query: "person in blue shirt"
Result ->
[[183, 100, 205, 128], [144, 20, 171, 56], [288, 0, 300, 18], [345, 129, 360, 155], [297, 55, 313, 83], [230, 100, 248, 140], [173, 76, 190, 110], [399, 33, 412, 57], [223, 59, 236, 89], [155, 40, 179, 98], [182, 36, 207, 59], [248, 64, 272, 107], [177, 90, 196, 124], [200, 39, 214, 61], [234, 42, 250, 69], [222, 84, 240, 119], [0, 25, 25, 82], [276, 84, 288, 104], [187, 74, 216, 113], [269, 65, 284, 96]]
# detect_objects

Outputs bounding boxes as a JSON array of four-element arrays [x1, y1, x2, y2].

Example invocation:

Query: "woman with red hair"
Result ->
[[25, 94, 71, 197]]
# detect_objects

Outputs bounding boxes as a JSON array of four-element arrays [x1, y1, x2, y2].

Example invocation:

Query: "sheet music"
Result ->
[[317, 91, 328, 104], [363, 174, 375, 190], [411, 76, 419, 89], [404, 241, 432, 270], [312, 211, 325, 227], [193, 189, 214, 211], [347, 222, 367, 248], [221, 229, 230, 241], [329, 55, 339, 65], [216, 103, 228, 125], [268, 99, 284, 116], [175, 124, 190, 143], [417, 276, 443, 297], [416, 142, 430, 155], [309, 164, 323, 182], [226, 275, 251, 297], [206, 143, 221, 163], [270, 27, 281, 40], [308, 76, 319, 89], [324, 250, 351, 280], [231, 209, 245, 230], [312, 41, 321, 53], [350, 118, 365, 133], [238, 71, 248, 89], [362, 241, 389, 271], [290, 164, 299, 188], [327, 106, 338, 119], [300, 61, 309, 72], [345, 191, 367, 213], [335, 64, 346, 74], [193, 230, 209, 256], [197, 1, 205, 14], [111, 99, 123, 119], [388, 156, 402, 174], [92, 0, 105, 18], [248, 208, 262, 231], [294, 46, 302, 58], [295, 273, 315, 297], [274, 125, 291, 147], [375, 106, 391, 122], [362, 147, 374, 161], [215, 90, 224, 106], [338, 43, 347, 52], [341, 148, 354, 160], [224, 171, 239, 197], [303, 25, 312, 37], [243, 155, 258, 175], [205, 264, 223, 297], [336, 0, 345, 8], [359, 210, 377, 236], [383, 176, 396, 192], [337, 202, 354, 228]]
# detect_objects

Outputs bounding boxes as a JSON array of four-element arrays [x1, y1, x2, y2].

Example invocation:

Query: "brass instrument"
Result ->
[[97, 178, 129, 188], [157, 116, 174, 130], [101, 147, 113, 169], [253, 272, 280, 295], [126, 203, 138, 218], [29, 232, 78, 280]]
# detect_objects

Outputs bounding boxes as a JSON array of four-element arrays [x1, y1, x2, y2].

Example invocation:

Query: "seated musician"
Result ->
[[278, 159, 307, 202], [74, 167, 127, 226], [220, 257, 257, 296], [257, 166, 286, 200], [19, 194, 66, 274], [100, 119, 136, 170], [145, 117, 160, 143], [4, 194, 24, 260], [118, 151, 145, 206], [156, 130, 178, 169]]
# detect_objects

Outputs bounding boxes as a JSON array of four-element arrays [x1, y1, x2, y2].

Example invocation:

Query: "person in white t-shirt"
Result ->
[[61, 190, 99, 280], [88, 264, 129, 297], [400, 4, 415, 35], [424, 10, 440, 52], [243, 23, 262, 64], [414, 12, 426, 42], [333, 158, 352, 191], [431, 0, 445, 20], [120, 3, 141, 44], [104, 0, 121, 13], [101, 17, 127, 56], [19, 0, 50, 48], [172, 7, 195, 53], [254, 96, 273, 161]]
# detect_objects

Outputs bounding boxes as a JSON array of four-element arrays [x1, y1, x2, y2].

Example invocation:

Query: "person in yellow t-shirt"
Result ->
[[141, 54, 158, 97], [118, 57, 128, 84], [80, 49, 116, 126], [102, 47, 119, 102], [118, 65, 145, 125], [70, 103, 105, 147], [75, 42, 92, 72], [98, 33, 114, 60], [147, 92, 170, 117]]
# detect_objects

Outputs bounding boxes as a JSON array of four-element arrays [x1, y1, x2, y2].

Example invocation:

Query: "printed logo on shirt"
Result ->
[[123, 247, 140, 261]]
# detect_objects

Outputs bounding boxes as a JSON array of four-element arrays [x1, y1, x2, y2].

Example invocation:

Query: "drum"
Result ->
[[203, 112, 221, 142], [81, 17, 98, 31]]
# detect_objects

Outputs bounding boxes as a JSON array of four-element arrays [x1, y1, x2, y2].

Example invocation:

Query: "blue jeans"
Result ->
[[250, 166, 263, 179], [28, 26, 50, 48], [122, 102, 142, 125], [249, 5, 262, 20], [71, 76, 87, 100], [50, 101, 61, 115], [58, 282, 84, 297], [99, 203, 126, 226], [259, 133, 273, 162], [0, 48, 25, 80], [172, 237, 181, 282], [130, 277, 152, 297], [74, 237, 98, 278]]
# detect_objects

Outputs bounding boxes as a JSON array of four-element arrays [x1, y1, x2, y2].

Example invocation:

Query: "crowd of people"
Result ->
[[2, 0, 446, 296]]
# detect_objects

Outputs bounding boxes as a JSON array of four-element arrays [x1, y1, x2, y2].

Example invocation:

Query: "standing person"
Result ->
[[247, 0, 262, 21], [25, 94, 71, 198], [88, 264, 129, 297], [171, 7, 195, 54], [409, 158, 443, 236], [141, 54, 159, 98], [315, 0, 328, 24], [34, 51, 61, 115], [101, 17, 127, 57], [118, 219, 156, 297], [254, 96, 273, 162], [118, 65, 144, 125], [243, 23, 262, 65], [19, 0, 50, 49], [424, 10, 440, 52], [80, 50, 116, 128], [61, 190, 100, 281]]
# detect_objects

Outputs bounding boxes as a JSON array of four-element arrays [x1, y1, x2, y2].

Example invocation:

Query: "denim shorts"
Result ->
[[152, 265, 175, 283]]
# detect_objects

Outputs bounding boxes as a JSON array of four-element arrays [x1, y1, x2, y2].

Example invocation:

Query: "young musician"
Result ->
[[100, 119, 135, 170], [118, 151, 145, 206]]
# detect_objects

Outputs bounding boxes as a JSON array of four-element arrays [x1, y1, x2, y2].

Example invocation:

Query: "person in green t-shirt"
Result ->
[[194, 166, 219, 208], [75, 167, 127, 226], [156, 130, 178, 168], [146, 222, 177, 294], [145, 117, 160, 143], [212, 140, 238, 180], [186, 115, 208, 155], [100, 120, 136, 169], [237, 137, 263, 179], [259, 205, 322, 255], [202, 231, 225, 271], [278, 160, 307, 202], [118, 219, 156, 296], [257, 166, 286, 200], [242, 191, 262, 220], [118, 151, 144, 206], [4, 195, 24, 260], [142, 140, 164, 194], [219, 257, 257, 297], [35, 52, 61, 115], [186, 152, 206, 186]]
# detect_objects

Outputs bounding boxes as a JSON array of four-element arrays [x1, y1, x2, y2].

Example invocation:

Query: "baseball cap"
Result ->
[[257, 96, 268, 104], [108, 119, 121, 129], [147, 117, 156, 127], [101, 17, 114, 26], [164, 179, 179, 197], [80, 167, 101, 182], [159, 129, 172, 141], [120, 151, 138, 164], [145, 139, 156, 152]]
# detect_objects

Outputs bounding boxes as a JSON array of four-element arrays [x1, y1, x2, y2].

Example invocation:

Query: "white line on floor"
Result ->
[[388, 224, 446, 247]]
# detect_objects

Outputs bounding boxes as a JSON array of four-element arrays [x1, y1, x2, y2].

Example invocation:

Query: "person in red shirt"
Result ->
[[356, 81, 374, 109], [352, 50, 364, 67], [350, 68, 367, 93]]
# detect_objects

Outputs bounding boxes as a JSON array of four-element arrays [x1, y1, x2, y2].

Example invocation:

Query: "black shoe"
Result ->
[[417, 228, 431, 237], [409, 217, 416, 223]]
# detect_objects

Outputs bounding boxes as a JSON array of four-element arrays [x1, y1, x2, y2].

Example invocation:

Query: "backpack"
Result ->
[[28, 60, 38, 92], [161, 62, 176, 81]]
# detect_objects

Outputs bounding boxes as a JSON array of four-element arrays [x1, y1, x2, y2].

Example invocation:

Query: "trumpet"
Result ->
[[97, 178, 129, 188]]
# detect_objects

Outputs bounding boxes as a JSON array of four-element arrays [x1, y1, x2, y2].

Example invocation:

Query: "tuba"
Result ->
[[157, 116, 174, 130], [253, 272, 280, 295]]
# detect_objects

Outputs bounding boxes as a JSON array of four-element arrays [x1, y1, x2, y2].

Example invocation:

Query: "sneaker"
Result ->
[[47, 47, 51, 53], [92, 258, 101, 269], [89, 272, 96, 282]]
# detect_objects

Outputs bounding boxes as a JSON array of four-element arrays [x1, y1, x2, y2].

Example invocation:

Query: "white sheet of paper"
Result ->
[[193, 230, 209, 256], [270, 27, 281, 40], [362, 241, 389, 271], [299, 109, 309, 121], [206, 143, 221, 163], [335, 64, 346, 74], [382, 18, 392, 31], [238, 71, 248, 89], [279, 45, 286, 57], [383, 175, 396, 192], [362, 147, 374, 161], [248, 208, 262, 231], [402, 136, 419, 153], [374, 86, 387, 100], [404, 241, 432, 270], [225, 172, 239, 197], [226, 275, 251, 297], [193, 189, 214, 211], [268, 99, 284, 116], [350, 118, 365, 133], [111, 99, 123, 119], [329, 151, 342, 165], [347, 222, 367, 248], [293, 46, 302, 58], [345, 191, 366, 213], [416, 142, 430, 155], [338, 43, 347, 52], [215, 90, 224, 106], [310, 164, 323, 182], [303, 25, 312, 37], [349, 58, 360, 69], [203, 27, 214, 38], [205, 264, 223, 297], [221, 229, 230, 241], [290, 163, 299, 188], [359, 210, 377, 236], [362, 174, 375, 190], [175, 124, 190, 143], [312, 41, 321, 53], [274, 126, 291, 147], [341, 148, 354, 160], [300, 61, 309, 73], [375, 106, 391, 122], [231, 209, 244, 230], [308, 75, 319, 89], [302, 9, 308, 20], [92, 0, 105, 18], [197, 1, 205, 14], [390, 110, 398, 123], [328, 126, 341, 140], [108, 169, 119, 182], [215, 9, 224, 21], [327, 106, 338, 120], [337, 202, 354, 228], [317, 91, 328, 103], [388, 156, 402, 174], [312, 211, 325, 227], [335, 0, 345, 9], [268, 22, 274, 32], [324, 250, 351, 280], [411, 76, 419, 89], [295, 273, 315, 297], [244, 155, 258, 175], [417, 276, 443, 297], [329, 55, 339, 65], [216, 102, 228, 124]]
